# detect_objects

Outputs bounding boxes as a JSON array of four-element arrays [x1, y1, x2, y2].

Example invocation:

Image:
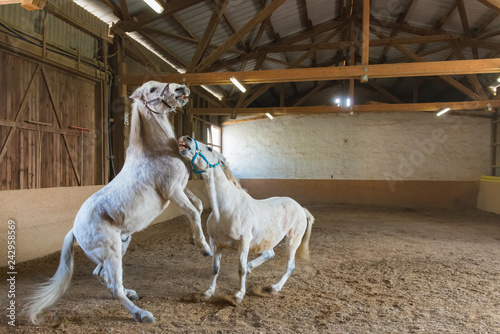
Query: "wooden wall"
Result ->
[[0, 50, 101, 190]]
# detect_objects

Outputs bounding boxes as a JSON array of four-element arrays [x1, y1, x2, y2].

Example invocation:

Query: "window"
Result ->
[[207, 125, 221, 152]]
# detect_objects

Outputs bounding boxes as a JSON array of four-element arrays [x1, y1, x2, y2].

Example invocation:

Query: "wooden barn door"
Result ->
[[0, 51, 100, 190]]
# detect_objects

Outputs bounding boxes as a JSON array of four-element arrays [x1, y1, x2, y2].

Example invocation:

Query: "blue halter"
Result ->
[[190, 139, 220, 174]]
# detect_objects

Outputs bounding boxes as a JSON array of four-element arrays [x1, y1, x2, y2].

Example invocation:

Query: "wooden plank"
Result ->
[[195, 0, 288, 72], [41, 66, 81, 186], [190, 100, 500, 115], [118, 58, 500, 85], [0, 65, 40, 164]]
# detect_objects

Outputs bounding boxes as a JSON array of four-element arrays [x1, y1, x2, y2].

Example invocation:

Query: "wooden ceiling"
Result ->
[[75, 0, 500, 115]]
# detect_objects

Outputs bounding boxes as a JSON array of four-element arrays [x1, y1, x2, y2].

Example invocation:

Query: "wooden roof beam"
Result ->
[[118, 0, 130, 21], [46, 2, 112, 43], [189, 100, 500, 115], [449, 41, 489, 99], [117, 0, 206, 32], [456, 0, 478, 59], [195, 0, 288, 72], [390, 41, 482, 101], [377, 0, 415, 63], [117, 58, 500, 86], [477, 0, 500, 15], [187, 0, 229, 73]]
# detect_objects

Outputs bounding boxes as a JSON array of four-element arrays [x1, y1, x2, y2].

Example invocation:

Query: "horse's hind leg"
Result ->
[[184, 188, 203, 245], [103, 241, 155, 323], [93, 233, 139, 300], [247, 249, 275, 274], [170, 188, 211, 256], [204, 238, 221, 300], [271, 232, 302, 293]]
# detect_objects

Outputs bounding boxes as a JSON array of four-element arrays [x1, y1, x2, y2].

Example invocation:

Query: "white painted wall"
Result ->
[[222, 113, 490, 181]]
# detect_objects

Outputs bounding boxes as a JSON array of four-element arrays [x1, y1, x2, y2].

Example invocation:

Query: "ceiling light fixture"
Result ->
[[230, 77, 246, 93], [143, 0, 164, 14], [436, 107, 451, 116], [265, 113, 274, 120]]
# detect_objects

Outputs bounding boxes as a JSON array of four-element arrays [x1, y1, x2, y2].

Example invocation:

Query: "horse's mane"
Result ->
[[128, 100, 143, 154], [219, 156, 243, 190]]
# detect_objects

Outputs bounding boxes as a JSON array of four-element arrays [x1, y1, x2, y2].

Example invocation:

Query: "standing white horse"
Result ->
[[179, 136, 314, 303], [26, 81, 211, 324]]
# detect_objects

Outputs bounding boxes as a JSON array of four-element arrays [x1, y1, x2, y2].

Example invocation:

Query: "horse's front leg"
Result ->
[[204, 238, 221, 300], [235, 243, 250, 303], [169, 187, 212, 256], [184, 188, 203, 246]]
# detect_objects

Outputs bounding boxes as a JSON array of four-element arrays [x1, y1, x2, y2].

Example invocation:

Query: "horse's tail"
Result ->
[[296, 208, 314, 260], [25, 229, 76, 324]]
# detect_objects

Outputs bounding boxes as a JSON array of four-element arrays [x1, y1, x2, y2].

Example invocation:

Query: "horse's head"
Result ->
[[130, 81, 190, 115], [179, 136, 224, 174]]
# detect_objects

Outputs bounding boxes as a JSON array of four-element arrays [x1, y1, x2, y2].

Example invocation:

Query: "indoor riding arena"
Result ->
[[1, 0, 500, 333]]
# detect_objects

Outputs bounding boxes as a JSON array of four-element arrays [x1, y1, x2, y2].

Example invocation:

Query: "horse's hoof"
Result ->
[[202, 250, 213, 257], [125, 289, 139, 300], [203, 292, 213, 300], [136, 311, 155, 324], [234, 292, 244, 304]]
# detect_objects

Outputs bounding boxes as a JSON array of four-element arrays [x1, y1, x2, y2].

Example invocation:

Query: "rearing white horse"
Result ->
[[26, 81, 211, 324], [179, 136, 314, 303]]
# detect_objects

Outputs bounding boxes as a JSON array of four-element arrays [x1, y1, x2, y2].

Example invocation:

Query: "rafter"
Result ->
[[449, 41, 488, 99], [456, 0, 478, 59], [390, 41, 482, 101], [187, 0, 229, 72], [367, 80, 403, 104], [477, 0, 500, 15], [292, 81, 330, 107], [118, 0, 130, 21], [195, 0, 288, 72], [377, 0, 415, 63], [117, 0, 206, 32]]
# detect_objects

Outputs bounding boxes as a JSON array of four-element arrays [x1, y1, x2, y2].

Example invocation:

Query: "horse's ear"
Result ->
[[130, 86, 142, 100]]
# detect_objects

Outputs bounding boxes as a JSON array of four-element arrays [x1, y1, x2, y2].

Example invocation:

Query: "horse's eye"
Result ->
[[150, 87, 157, 93], [208, 147, 213, 152]]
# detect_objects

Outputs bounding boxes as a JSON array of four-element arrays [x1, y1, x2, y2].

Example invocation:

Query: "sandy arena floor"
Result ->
[[2, 205, 500, 333]]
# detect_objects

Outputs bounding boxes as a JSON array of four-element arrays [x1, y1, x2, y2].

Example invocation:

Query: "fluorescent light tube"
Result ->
[[436, 107, 451, 116], [230, 77, 246, 93], [143, 0, 164, 14], [265, 113, 274, 120]]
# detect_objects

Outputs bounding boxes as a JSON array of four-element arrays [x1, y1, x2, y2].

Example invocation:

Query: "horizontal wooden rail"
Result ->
[[117, 58, 500, 86], [189, 100, 500, 115]]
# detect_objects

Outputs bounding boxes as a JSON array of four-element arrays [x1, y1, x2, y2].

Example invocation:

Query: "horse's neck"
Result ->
[[128, 104, 177, 155], [204, 167, 243, 221]]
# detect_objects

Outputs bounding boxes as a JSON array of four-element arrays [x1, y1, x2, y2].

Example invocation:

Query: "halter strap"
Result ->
[[190, 139, 220, 174], [142, 83, 174, 115]]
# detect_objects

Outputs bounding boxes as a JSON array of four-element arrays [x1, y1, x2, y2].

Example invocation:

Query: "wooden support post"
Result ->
[[349, 20, 355, 105], [102, 41, 110, 184], [118, 62, 129, 154], [42, 17, 46, 58], [492, 109, 499, 176], [361, 0, 370, 66]]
